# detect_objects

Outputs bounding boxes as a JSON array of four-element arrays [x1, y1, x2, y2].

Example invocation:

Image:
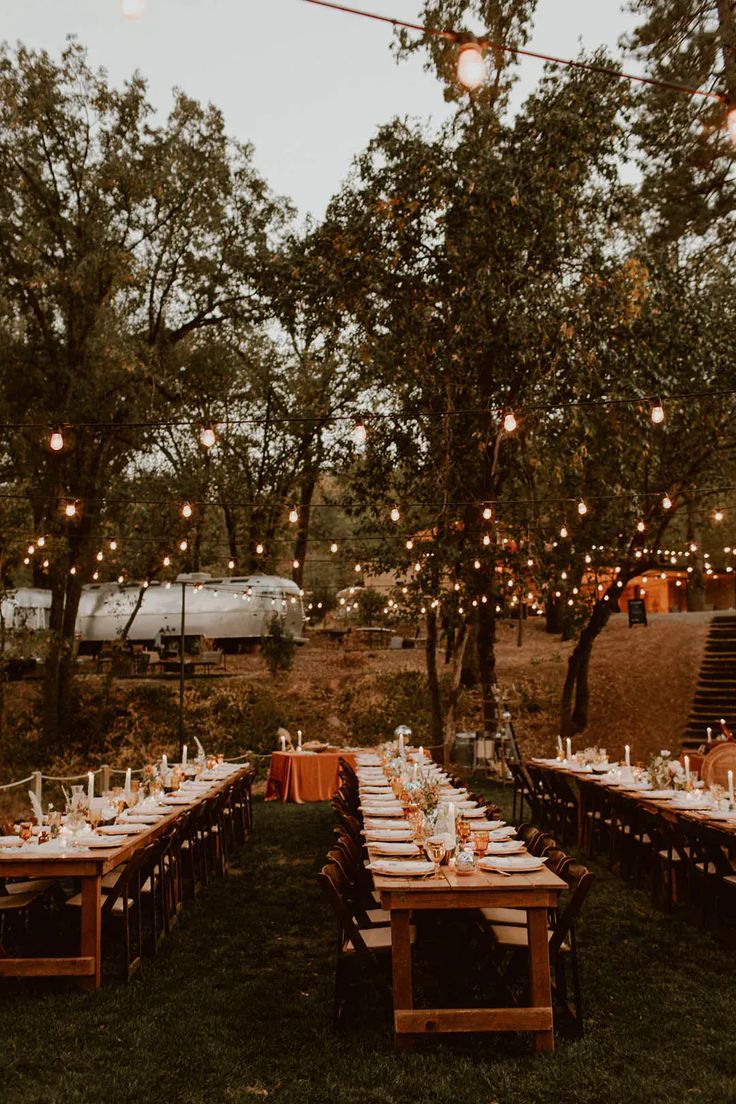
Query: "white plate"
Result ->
[[489, 827, 517, 840], [120, 813, 165, 824], [462, 807, 488, 819], [0, 835, 22, 847], [643, 790, 676, 800], [363, 829, 415, 842], [485, 841, 526, 855], [97, 822, 147, 835], [368, 859, 435, 877], [364, 818, 411, 830], [468, 820, 506, 831], [479, 854, 547, 872], [369, 842, 421, 856], [161, 796, 193, 806], [360, 806, 404, 817], [83, 837, 128, 849]]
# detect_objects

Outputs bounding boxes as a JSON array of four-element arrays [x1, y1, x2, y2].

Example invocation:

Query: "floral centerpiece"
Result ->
[[647, 749, 684, 790], [414, 777, 441, 827]]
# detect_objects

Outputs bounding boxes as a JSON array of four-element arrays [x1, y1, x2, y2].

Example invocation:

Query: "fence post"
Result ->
[[101, 764, 111, 792], [32, 771, 42, 804]]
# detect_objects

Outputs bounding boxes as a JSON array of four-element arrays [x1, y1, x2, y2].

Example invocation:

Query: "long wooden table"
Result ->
[[0, 767, 249, 990], [371, 860, 565, 1051], [356, 753, 565, 1051]]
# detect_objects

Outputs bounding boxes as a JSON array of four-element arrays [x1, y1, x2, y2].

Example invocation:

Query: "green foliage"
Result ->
[[261, 615, 296, 678]]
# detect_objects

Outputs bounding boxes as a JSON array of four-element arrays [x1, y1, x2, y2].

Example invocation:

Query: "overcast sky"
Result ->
[[0, 1, 638, 218]]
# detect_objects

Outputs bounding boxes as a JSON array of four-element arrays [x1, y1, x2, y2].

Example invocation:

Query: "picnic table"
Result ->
[[369, 854, 565, 1051], [0, 767, 250, 990]]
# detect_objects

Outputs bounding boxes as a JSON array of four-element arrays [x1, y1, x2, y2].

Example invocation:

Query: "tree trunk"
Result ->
[[223, 503, 239, 568], [292, 474, 316, 589], [120, 584, 147, 642], [425, 608, 443, 753], [460, 621, 479, 687], [545, 594, 564, 634], [477, 599, 497, 732], [686, 499, 706, 612], [443, 621, 469, 769], [560, 595, 614, 738]]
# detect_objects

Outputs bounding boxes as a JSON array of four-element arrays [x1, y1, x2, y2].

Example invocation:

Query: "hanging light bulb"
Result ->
[[637, 520, 646, 533], [577, 499, 588, 516], [96, 551, 103, 562], [390, 506, 400, 522], [503, 411, 517, 434], [352, 420, 367, 449], [256, 543, 264, 555], [163, 556, 171, 567], [354, 563, 362, 573], [121, 0, 145, 20], [179, 540, 188, 552], [715, 508, 724, 522], [482, 533, 491, 546], [37, 537, 45, 548], [70, 566, 76, 576], [482, 505, 492, 520], [199, 424, 217, 449], [117, 575, 124, 584], [64, 502, 77, 518], [662, 493, 672, 510], [727, 106, 736, 147], [27, 544, 35, 556], [181, 502, 193, 519], [292, 559, 300, 570], [559, 525, 568, 539], [456, 38, 487, 91], [23, 557, 30, 565], [49, 429, 64, 452], [92, 571, 99, 580], [651, 399, 665, 425], [110, 540, 117, 551], [288, 507, 298, 524]]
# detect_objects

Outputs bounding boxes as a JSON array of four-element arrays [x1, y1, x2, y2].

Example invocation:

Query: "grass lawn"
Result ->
[[2, 779, 736, 1104]]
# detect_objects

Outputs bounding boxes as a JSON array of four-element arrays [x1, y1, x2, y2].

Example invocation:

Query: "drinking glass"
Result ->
[[473, 830, 489, 857], [67, 808, 86, 848], [425, 836, 446, 876]]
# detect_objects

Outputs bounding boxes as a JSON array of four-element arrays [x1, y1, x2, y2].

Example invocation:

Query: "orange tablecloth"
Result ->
[[265, 750, 355, 804]]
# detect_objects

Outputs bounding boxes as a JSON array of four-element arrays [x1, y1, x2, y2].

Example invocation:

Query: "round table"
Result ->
[[265, 749, 355, 804]]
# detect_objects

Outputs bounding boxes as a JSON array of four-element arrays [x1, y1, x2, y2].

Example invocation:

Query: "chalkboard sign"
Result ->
[[628, 598, 647, 627]]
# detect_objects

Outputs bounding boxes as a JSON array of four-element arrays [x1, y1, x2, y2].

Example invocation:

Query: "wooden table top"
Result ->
[[0, 766, 250, 878]]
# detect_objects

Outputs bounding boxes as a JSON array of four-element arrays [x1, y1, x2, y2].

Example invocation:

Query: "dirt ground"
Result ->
[[217, 611, 711, 763]]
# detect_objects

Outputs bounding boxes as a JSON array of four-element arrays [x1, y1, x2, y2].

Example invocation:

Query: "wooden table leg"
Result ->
[[391, 909, 413, 1048], [80, 874, 102, 991], [527, 906, 554, 1053]]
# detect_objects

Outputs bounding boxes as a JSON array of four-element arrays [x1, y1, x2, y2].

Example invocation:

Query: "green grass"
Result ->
[[2, 781, 736, 1104]]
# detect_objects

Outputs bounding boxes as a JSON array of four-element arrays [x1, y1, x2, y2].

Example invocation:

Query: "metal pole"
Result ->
[[178, 581, 186, 758]]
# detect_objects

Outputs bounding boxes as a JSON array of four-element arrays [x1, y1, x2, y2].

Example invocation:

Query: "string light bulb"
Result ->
[[293, 559, 300, 569], [482, 505, 492, 520], [390, 506, 400, 522], [37, 537, 45, 548], [163, 556, 171, 567], [256, 543, 264, 555], [96, 551, 103, 562], [179, 540, 188, 552], [662, 493, 672, 510], [121, 0, 145, 20], [560, 525, 568, 539], [228, 560, 235, 570], [715, 508, 724, 522], [456, 38, 487, 91], [27, 544, 35, 556], [181, 502, 193, 519], [288, 507, 298, 524], [637, 520, 646, 533], [406, 539, 414, 550], [577, 499, 588, 516], [110, 540, 117, 551], [49, 429, 64, 452], [651, 400, 665, 424], [503, 411, 517, 433], [352, 420, 367, 449], [199, 425, 217, 449], [64, 502, 77, 518]]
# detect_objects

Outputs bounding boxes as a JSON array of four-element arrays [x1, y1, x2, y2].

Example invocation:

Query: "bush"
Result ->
[[261, 616, 296, 678]]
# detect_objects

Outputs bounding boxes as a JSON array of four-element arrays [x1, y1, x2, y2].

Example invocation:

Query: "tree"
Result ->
[[0, 41, 282, 747]]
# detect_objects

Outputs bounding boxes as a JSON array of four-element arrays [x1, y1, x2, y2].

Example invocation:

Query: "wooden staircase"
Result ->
[[682, 613, 736, 750]]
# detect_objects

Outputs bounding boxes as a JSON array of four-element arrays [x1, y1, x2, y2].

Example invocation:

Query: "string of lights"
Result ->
[[9, 388, 736, 441], [301, 0, 736, 134]]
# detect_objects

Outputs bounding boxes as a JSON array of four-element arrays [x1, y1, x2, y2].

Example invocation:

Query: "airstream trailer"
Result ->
[[2, 574, 306, 653]]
